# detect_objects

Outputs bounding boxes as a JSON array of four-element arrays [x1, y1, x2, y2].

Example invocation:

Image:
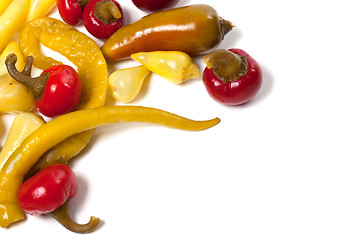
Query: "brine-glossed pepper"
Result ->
[[101, 4, 233, 61], [202, 48, 263, 105], [6, 54, 82, 117]]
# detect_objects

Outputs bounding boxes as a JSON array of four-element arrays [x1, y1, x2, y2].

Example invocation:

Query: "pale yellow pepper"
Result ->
[[0, 41, 34, 113], [108, 65, 151, 103], [131, 51, 200, 84], [27, 0, 56, 22], [0, 112, 44, 227], [0, 112, 45, 171], [0, 0, 30, 53]]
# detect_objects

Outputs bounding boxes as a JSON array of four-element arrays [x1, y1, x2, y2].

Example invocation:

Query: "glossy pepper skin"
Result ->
[[17, 164, 78, 216], [27, 0, 57, 22], [37, 65, 82, 117], [57, 0, 88, 25], [101, 4, 233, 61], [203, 48, 263, 105], [6, 54, 82, 117], [0, 105, 219, 228], [19, 17, 108, 177], [82, 0, 124, 39], [0, 0, 30, 53]]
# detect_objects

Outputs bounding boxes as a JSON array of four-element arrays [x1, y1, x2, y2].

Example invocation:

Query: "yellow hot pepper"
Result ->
[[27, 0, 56, 22], [108, 65, 151, 103], [131, 51, 200, 84], [0, 41, 35, 113], [19, 17, 108, 176], [0, 105, 220, 228], [0, 0, 30, 53], [0, 112, 45, 171]]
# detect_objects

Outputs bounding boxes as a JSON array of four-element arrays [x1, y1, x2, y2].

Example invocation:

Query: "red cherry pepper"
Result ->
[[202, 48, 263, 105], [82, 0, 124, 39], [57, 0, 89, 25], [17, 164, 78, 216], [5, 54, 82, 117]]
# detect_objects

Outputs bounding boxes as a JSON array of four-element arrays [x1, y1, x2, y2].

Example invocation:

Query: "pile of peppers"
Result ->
[[0, 0, 264, 234]]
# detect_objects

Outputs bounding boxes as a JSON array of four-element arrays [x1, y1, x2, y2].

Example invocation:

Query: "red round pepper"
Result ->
[[17, 164, 78, 216], [5, 54, 82, 117], [57, 0, 89, 25], [202, 48, 263, 105], [82, 0, 124, 39], [36, 65, 82, 117]]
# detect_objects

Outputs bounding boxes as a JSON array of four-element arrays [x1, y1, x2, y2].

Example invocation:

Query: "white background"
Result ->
[[2, 0, 360, 239]]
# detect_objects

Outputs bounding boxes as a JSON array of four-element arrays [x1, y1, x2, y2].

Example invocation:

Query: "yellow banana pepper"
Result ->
[[108, 65, 151, 103], [0, 112, 44, 226], [131, 51, 200, 84], [0, 112, 44, 171], [27, 0, 56, 22], [0, 0, 30, 53], [19, 17, 108, 176], [0, 0, 13, 16], [0, 41, 35, 113], [0, 105, 220, 228]]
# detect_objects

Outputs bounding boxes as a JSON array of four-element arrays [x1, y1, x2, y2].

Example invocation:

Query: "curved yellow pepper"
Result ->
[[0, 105, 220, 227], [27, 0, 56, 22], [0, 0, 30, 53], [131, 51, 200, 84], [19, 17, 108, 176]]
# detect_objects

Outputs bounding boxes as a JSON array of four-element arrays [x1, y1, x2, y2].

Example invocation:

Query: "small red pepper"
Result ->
[[17, 164, 78, 216], [202, 48, 263, 105], [82, 0, 124, 39], [57, 0, 90, 25], [5, 54, 82, 117]]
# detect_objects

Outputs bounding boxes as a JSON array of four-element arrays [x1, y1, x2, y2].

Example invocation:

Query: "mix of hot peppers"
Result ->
[[0, 0, 263, 234]]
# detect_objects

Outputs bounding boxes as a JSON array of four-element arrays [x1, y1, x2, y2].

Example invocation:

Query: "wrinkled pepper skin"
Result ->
[[19, 17, 108, 177], [101, 4, 233, 61], [0, 105, 220, 228]]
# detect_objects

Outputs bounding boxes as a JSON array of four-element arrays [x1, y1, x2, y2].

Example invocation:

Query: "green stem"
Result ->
[[94, 0, 121, 24], [5, 53, 48, 100]]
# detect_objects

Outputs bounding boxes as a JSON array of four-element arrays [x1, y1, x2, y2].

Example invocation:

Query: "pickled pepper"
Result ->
[[0, 105, 220, 228], [101, 4, 233, 61], [18, 17, 108, 177]]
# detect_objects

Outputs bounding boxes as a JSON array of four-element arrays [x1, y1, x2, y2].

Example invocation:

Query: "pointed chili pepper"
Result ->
[[57, 0, 89, 25], [82, 0, 124, 39], [5, 53, 82, 117], [0, 105, 220, 228], [101, 4, 233, 61]]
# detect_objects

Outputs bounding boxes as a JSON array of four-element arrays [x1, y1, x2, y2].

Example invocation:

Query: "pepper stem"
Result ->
[[94, 0, 121, 24], [203, 49, 248, 83], [48, 202, 100, 234], [5, 53, 49, 100]]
